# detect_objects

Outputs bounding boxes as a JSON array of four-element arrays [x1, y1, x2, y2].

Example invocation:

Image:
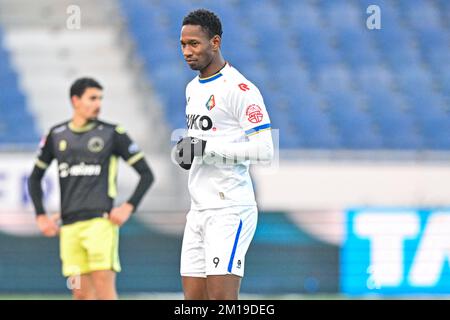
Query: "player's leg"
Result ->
[[82, 217, 121, 300], [60, 221, 93, 299], [206, 275, 241, 300], [204, 206, 258, 300], [71, 274, 97, 300], [182, 276, 209, 300], [180, 210, 208, 299], [91, 270, 118, 300]]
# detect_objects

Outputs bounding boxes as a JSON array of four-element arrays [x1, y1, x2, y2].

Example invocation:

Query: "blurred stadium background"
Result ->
[[0, 0, 449, 299]]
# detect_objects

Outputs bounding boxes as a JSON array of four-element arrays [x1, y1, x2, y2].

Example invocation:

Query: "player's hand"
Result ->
[[173, 137, 206, 170], [36, 214, 60, 237], [108, 203, 134, 226]]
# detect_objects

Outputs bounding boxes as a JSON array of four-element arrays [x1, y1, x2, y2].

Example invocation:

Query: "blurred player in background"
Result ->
[[27, 77, 154, 300], [174, 9, 274, 299]]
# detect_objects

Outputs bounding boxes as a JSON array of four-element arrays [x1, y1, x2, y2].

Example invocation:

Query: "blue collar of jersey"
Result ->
[[198, 72, 223, 84], [198, 62, 228, 83]]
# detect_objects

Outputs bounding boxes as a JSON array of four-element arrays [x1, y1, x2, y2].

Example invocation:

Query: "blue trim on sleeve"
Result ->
[[245, 123, 271, 136], [228, 219, 243, 273]]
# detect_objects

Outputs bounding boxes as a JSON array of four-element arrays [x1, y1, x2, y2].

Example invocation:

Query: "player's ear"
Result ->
[[71, 95, 79, 108], [211, 35, 221, 51]]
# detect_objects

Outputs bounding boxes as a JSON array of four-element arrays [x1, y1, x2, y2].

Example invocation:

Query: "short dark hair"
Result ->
[[182, 9, 222, 39], [70, 77, 103, 98]]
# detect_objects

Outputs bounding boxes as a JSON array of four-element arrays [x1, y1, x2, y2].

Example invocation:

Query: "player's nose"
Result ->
[[182, 48, 193, 58]]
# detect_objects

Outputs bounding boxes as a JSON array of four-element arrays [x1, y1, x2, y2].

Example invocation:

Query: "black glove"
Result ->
[[173, 137, 207, 170]]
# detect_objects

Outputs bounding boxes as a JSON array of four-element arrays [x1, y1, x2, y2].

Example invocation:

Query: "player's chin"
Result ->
[[90, 112, 100, 119], [186, 61, 200, 70]]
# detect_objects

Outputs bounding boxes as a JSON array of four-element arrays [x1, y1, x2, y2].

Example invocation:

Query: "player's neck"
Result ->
[[71, 116, 91, 128], [199, 55, 226, 79]]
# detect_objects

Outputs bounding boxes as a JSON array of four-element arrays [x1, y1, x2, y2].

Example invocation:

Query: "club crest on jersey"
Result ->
[[246, 104, 264, 123], [88, 137, 104, 153], [205, 94, 216, 111], [59, 139, 67, 151]]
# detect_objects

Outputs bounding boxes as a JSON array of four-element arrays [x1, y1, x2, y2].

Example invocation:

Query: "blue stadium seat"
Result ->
[[323, 91, 382, 149], [0, 27, 40, 145], [297, 29, 341, 72], [420, 116, 450, 149], [286, 92, 341, 149], [404, 1, 443, 31], [322, 1, 361, 31], [395, 66, 435, 97], [417, 29, 449, 52], [268, 65, 310, 95], [355, 66, 395, 94], [238, 64, 269, 89], [365, 89, 423, 149], [316, 66, 352, 94], [405, 91, 447, 120], [365, 88, 406, 119], [425, 47, 450, 76], [284, 2, 322, 32], [223, 46, 260, 68], [438, 65, 450, 98], [386, 49, 422, 72], [241, 1, 282, 29]]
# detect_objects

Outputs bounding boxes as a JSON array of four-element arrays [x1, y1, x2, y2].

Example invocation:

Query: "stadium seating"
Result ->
[[119, 0, 449, 150], [0, 27, 39, 145]]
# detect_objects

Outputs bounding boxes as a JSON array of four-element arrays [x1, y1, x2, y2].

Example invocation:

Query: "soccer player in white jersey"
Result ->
[[174, 9, 274, 300]]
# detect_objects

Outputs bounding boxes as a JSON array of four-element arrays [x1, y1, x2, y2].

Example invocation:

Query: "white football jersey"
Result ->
[[185, 62, 271, 210]]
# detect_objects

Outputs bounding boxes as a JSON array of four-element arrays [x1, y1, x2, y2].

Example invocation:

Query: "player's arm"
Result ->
[[109, 126, 154, 225], [174, 130, 273, 169], [126, 158, 154, 210], [28, 131, 59, 237], [204, 126, 273, 162], [204, 83, 274, 163]]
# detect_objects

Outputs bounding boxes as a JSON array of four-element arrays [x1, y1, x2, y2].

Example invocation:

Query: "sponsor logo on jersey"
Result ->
[[59, 139, 67, 151], [238, 83, 250, 91], [205, 94, 216, 111], [88, 137, 104, 153], [186, 114, 213, 131], [53, 125, 67, 134], [246, 104, 264, 123], [58, 162, 101, 178]]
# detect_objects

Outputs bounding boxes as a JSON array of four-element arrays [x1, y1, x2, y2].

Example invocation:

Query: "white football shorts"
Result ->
[[180, 205, 258, 278]]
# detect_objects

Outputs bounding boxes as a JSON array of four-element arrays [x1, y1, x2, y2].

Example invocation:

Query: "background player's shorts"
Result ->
[[60, 217, 121, 277], [180, 206, 257, 278]]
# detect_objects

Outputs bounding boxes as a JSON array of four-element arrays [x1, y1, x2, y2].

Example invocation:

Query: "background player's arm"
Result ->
[[126, 158, 154, 209], [109, 127, 154, 225], [28, 132, 60, 236]]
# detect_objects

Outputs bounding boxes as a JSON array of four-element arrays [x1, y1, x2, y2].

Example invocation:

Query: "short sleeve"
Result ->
[[113, 126, 145, 165], [35, 131, 55, 169], [228, 82, 272, 137]]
